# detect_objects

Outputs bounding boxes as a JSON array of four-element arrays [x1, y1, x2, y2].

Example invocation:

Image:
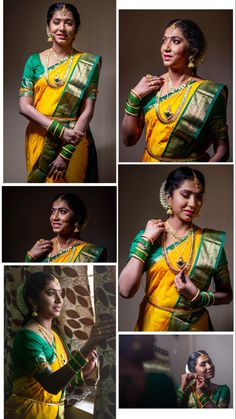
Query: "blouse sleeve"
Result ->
[[19, 55, 35, 98], [84, 57, 102, 100], [13, 330, 54, 379], [209, 87, 228, 142], [213, 248, 232, 292]]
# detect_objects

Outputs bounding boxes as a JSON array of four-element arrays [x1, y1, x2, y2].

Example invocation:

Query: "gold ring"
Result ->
[[39, 239, 44, 243], [146, 74, 152, 79]]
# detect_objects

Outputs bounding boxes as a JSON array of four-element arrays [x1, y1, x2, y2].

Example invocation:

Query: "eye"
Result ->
[[181, 192, 190, 199], [60, 209, 68, 215], [173, 39, 181, 44]]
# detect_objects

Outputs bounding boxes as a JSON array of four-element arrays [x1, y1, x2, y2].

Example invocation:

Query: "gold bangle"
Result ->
[[131, 254, 145, 264], [27, 251, 37, 261], [190, 288, 200, 302], [131, 89, 142, 100], [141, 234, 154, 245]]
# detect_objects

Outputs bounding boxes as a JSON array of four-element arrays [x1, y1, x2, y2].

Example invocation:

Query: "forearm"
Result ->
[[209, 140, 229, 162], [38, 364, 78, 395], [122, 114, 143, 146], [74, 107, 94, 133], [212, 290, 232, 305], [119, 258, 143, 298], [19, 100, 51, 130]]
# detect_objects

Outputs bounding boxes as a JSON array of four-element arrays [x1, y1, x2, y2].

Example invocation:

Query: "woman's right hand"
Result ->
[[80, 318, 115, 357], [60, 128, 81, 146], [143, 219, 165, 243], [180, 372, 196, 391], [28, 239, 53, 260], [132, 75, 165, 98]]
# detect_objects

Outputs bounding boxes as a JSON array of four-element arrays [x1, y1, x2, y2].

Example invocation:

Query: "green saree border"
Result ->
[[163, 80, 225, 157]]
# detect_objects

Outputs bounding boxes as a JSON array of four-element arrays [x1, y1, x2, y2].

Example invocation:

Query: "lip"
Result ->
[[52, 222, 62, 227], [163, 54, 172, 60], [53, 306, 62, 312], [183, 210, 194, 216]]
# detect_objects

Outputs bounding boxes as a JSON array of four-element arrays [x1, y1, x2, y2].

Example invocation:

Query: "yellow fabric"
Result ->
[[134, 229, 209, 331], [142, 80, 204, 161], [5, 331, 69, 419], [25, 53, 88, 183], [47, 242, 87, 262]]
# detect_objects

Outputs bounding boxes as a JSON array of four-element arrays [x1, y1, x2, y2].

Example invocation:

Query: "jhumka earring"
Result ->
[[167, 203, 173, 215], [46, 26, 52, 42], [32, 305, 38, 317], [188, 55, 195, 68], [74, 222, 80, 233]]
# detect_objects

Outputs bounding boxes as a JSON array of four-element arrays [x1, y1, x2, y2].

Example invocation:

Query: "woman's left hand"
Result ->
[[195, 376, 207, 391], [174, 270, 199, 300], [48, 155, 68, 181], [82, 350, 98, 378]]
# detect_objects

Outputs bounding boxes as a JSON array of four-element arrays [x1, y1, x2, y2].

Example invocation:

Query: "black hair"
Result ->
[[52, 193, 88, 230], [47, 3, 81, 32], [164, 166, 205, 197], [165, 19, 206, 73], [187, 350, 209, 373]]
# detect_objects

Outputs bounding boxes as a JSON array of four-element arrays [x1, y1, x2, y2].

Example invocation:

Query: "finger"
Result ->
[[48, 166, 55, 178]]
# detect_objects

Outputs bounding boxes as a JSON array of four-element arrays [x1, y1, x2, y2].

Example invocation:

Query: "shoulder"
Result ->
[[13, 328, 43, 348], [199, 79, 227, 95], [80, 242, 106, 261], [79, 52, 102, 64]]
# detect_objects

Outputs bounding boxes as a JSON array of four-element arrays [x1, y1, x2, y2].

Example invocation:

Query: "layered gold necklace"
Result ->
[[155, 75, 192, 125], [161, 224, 195, 274], [44, 48, 74, 88]]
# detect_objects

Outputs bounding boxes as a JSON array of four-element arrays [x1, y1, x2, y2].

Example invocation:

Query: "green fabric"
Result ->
[[177, 384, 230, 408], [43, 242, 107, 263]]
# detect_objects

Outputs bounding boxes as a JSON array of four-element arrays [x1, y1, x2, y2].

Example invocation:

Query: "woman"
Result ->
[[25, 193, 107, 262], [122, 19, 229, 162], [5, 271, 115, 418], [19, 3, 101, 183], [177, 350, 230, 408], [119, 167, 232, 331]]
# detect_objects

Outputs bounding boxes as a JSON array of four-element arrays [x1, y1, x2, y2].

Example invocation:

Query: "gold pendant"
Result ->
[[176, 257, 186, 269], [164, 106, 173, 120]]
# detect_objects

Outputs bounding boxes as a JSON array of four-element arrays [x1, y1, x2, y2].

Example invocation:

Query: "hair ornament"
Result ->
[[16, 283, 29, 316], [159, 180, 169, 210]]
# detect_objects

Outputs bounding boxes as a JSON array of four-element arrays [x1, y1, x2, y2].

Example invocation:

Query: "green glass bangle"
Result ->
[[176, 388, 184, 400], [125, 109, 139, 117], [60, 149, 73, 159], [64, 144, 76, 153], [25, 251, 36, 262], [125, 103, 140, 115], [130, 246, 148, 263], [131, 254, 145, 264], [59, 153, 70, 161], [73, 351, 88, 368], [137, 237, 151, 252]]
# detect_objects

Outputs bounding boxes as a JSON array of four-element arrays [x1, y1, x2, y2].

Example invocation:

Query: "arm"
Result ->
[[119, 219, 165, 298], [208, 88, 229, 162], [122, 76, 164, 146]]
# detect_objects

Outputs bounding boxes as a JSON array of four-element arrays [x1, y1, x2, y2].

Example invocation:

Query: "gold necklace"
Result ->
[[166, 220, 192, 241], [44, 48, 74, 88], [33, 320, 67, 367], [55, 238, 77, 254], [161, 228, 195, 274], [155, 77, 192, 124]]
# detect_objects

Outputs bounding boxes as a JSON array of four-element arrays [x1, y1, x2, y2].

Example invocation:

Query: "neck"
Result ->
[[33, 317, 52, 332], [167, 216, 192, 233], [52, 43, 73, 57], [56, 234, 77, 247], [168, 68, 192, 86]]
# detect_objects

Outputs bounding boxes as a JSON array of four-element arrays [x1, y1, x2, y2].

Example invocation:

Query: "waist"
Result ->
[[145, 145, 209, 162], [146, 298, 203, 314], [47, 116, 78, 122], [11, 393, 64, 406]]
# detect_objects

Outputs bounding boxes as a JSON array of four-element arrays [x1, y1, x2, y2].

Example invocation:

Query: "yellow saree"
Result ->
[[129, 226, 230, 331], [141, 80, 228, 162], [5, 329, 69, 418], [20, 52, 101, 183]]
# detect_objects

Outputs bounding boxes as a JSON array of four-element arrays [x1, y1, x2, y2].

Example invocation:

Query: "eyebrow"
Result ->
[[45, 288, 62, 292], [163, 35, 183, 40]]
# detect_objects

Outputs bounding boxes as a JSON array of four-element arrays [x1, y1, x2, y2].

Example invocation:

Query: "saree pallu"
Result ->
[[26, 242, 107, 263], [141, 80, 228, 162], [5, 329, 70, 419], [177, 384, 230, 408], [20, 52, 101, 183], [129, 227, 230, 331]]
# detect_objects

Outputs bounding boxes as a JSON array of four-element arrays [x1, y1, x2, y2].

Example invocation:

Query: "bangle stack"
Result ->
[[191, 290, 215, 307], [47, 120, 65, 138], [199, 393, 211, 407], [176, 387, 184, 401], [130, 234, 153, 264], [60, 144, 76, 161], [68, 350, 88, 373], [125, 89, 142, 116]]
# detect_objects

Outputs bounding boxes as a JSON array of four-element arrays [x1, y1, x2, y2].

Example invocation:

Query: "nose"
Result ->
[[58, 21, 66, 31], [164, 39, 171, 51], [188, 195, 197, 208], [55, 292, 63, 303], [51, 209, 59, 220]]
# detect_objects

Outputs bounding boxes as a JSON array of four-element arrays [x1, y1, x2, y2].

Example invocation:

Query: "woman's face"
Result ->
[[160, 25, 190, 70], [194, 354, 215, 379], [49, 9, 77, 47], [34, 279, 63, 319], [168, 179, 203, 223], [50, 199, 75, 236]]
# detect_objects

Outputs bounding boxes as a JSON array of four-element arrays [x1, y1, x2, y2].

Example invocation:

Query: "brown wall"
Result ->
[[119, 9, 233, 161], [118, 164, 233, 331], [4, 0, 116, 182]]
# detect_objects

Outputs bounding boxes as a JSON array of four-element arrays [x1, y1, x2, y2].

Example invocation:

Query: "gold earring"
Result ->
[[74, 222, 80, 233], [47, 27, 52, 42], [167, 204, 173, 215], [188, 55, 195, 68], [32, 305, 38, 317]]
